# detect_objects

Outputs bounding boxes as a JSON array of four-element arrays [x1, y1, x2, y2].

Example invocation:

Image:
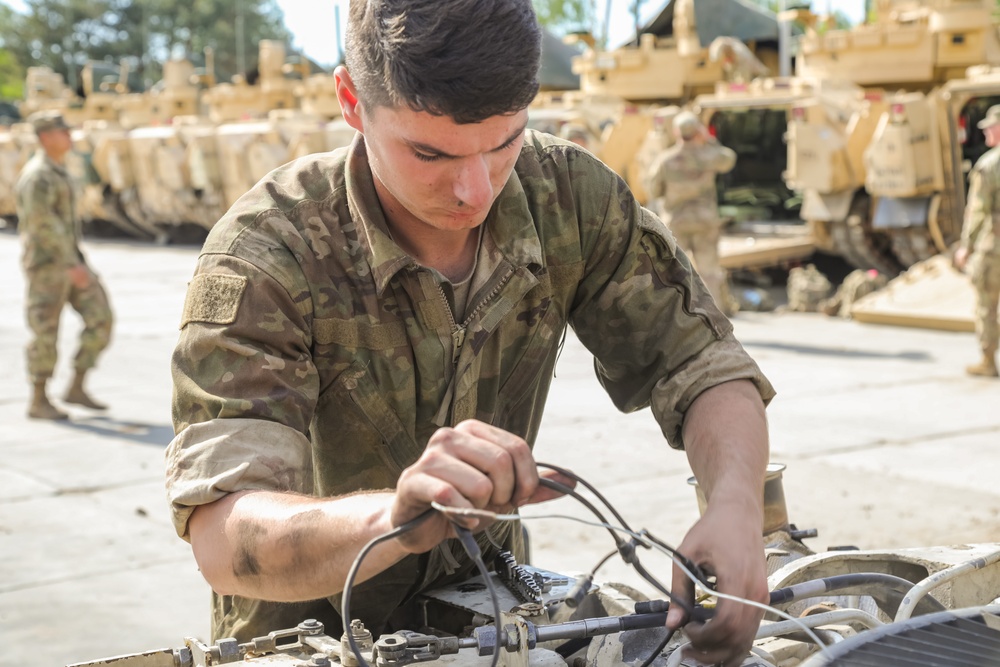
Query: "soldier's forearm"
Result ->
[[188, 489, 409, 602], [681, 379, 769, 517]]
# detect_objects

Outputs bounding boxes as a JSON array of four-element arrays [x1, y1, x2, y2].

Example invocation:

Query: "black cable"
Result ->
[[638, 627, 677, 667], [537, 461, 636, 534], [591, 548, 618, 576], [342, 508, 436, 667], [454, 525, 503, 667], [768, 572, 947, 616], [642, 530, 713, 590], [536, 465, 708, 589], [538, 477, 626, 549], [537, 477, 695, 617]]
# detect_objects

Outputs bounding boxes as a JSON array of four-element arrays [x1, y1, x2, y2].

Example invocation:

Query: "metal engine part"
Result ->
[[63, 464, 1000, 667]]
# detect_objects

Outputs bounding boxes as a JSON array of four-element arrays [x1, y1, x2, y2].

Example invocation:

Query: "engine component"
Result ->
[[801, 604, 1000, 667]]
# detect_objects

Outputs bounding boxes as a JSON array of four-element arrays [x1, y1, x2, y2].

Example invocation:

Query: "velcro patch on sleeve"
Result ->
[[180, 274, 248, 328]]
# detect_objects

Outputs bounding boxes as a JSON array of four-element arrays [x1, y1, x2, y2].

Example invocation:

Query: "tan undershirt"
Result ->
[[444, 225, 485, 322]]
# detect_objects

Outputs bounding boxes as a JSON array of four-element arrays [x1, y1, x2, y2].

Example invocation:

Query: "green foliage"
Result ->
[[0, 48, 25, 101], [533, 0, 593, 36], [0, 0, 291, 91]]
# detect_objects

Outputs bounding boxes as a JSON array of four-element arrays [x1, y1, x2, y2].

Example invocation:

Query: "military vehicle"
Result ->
[[533, 0, 779, 197], [781, 0, 1000, 273], [0, 120, 34, 225], [549, 0, 825, 270], [68, 463, 1000, 667], [0, 40, 355, 242], [691, 78, 867, 272]]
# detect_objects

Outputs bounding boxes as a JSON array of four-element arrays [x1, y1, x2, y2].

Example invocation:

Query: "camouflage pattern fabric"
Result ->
[[16, 150, 83, 271], [820, 269, 888, 319], [646, 138, 737, 314], [962, 145, 1000, 352], [24, 266, 113, 380], [786, 265, 832, 313], [15, 150, 113, 382], [167, 130, 775, 642]]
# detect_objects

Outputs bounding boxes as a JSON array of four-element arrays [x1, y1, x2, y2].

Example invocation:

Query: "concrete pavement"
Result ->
[[1, 229, 998, 666]]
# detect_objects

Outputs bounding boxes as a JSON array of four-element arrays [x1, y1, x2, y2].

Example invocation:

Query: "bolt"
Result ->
[[307, 653, 331, 667], [298, 618, 324, 635]]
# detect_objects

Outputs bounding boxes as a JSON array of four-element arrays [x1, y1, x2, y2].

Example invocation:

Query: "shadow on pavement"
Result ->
[[62, 416, 174, 447], [742, 340, 932, 362]]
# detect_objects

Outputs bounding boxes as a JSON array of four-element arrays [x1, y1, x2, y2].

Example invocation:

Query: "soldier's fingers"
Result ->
[[522, 468, 576, 505], [451, 420, 538, 507], [402, 441, 500, 513], [396, 460, 470, 511], [667, 559, 695, 630]]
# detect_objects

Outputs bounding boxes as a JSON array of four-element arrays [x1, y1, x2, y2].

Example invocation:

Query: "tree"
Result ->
[[0, 48, 25, 101], [0, 0, 291, 92], [0, 6, 24, 101], [533, 0, 594, 36]]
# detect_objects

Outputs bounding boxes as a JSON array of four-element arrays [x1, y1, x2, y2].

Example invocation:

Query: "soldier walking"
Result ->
[[15, 111, 113, 419], [954, 105, 1000, 378], [647, 111, 739, 315]]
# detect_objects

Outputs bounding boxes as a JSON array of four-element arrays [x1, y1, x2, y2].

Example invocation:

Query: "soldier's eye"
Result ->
[[414, 151, 442, 163]]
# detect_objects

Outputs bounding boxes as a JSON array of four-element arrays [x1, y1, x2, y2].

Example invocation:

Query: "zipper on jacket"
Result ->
[[437, 267, 515, 366]]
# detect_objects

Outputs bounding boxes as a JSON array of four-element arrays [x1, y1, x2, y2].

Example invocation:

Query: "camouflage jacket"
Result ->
[[166, 130, 774, 641], [15, 150, 83, 272], [962, 145, 1000, 256], [646, 139, 736, 231]]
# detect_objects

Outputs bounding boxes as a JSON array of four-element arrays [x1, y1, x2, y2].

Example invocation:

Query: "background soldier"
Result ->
[[954, 105, 1000, 377], [647, 110, 739, 315], [15, 110, 113, 419], [708, 37, 770, 84]]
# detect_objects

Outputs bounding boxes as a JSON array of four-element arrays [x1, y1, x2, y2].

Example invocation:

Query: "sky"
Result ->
[[1, 0, 868, 69], [276, 0, 869, 67]]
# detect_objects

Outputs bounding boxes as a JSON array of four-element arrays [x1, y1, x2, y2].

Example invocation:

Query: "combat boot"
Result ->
[[966, 347, 999, 378], [63, 370, 108, 410], [28, 381, 69, 420]]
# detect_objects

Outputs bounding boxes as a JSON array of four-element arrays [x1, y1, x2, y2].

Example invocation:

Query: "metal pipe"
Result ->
[[778, 0, 792, 77], [754, 609, 883, 641], [894, 548, 1000, 622]]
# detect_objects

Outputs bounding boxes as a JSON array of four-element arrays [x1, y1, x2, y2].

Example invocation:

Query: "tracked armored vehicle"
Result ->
[[0, 42, 355, 242], [781, 0, 1000, 273]]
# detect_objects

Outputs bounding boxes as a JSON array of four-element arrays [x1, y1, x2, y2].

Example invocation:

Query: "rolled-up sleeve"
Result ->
[[167, 238, 320, 539], [166, 419, 314, 539], [569, 169, 774, 449]]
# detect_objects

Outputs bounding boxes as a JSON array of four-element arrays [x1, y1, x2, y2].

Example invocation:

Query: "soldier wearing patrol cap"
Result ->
[[646, 110, 739, 315], [14, 110, 113, 418], [954, 104, 1000, 377]]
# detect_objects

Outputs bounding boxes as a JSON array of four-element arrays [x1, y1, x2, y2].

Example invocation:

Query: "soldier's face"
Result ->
[[985, 124, 1000, 148], [38, 128, 73, 159], [358, 105, 527, 233]]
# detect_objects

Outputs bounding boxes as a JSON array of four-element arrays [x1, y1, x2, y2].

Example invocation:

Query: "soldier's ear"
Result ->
[[335, 66, 365, 134]]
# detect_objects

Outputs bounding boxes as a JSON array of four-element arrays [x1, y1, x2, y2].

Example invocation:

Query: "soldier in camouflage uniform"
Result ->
[[647, 111, 739, 316], [166, 2, 775, 664], [15, 111, 112, 420], [954, 105, 1000, 377]]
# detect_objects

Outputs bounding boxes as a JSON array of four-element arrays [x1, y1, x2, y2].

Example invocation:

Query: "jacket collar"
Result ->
[[344, 133, 544, 295]]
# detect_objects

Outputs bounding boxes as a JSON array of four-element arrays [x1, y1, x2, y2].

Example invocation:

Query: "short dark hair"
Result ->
[[345, 0, 541, 124]]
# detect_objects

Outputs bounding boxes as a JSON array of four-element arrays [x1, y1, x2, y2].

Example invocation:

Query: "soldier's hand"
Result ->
[[391, 420, 572, 554], [68, 264, 92, 289], [953, 246, 970, 272], [666, 500, 768, 666]]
